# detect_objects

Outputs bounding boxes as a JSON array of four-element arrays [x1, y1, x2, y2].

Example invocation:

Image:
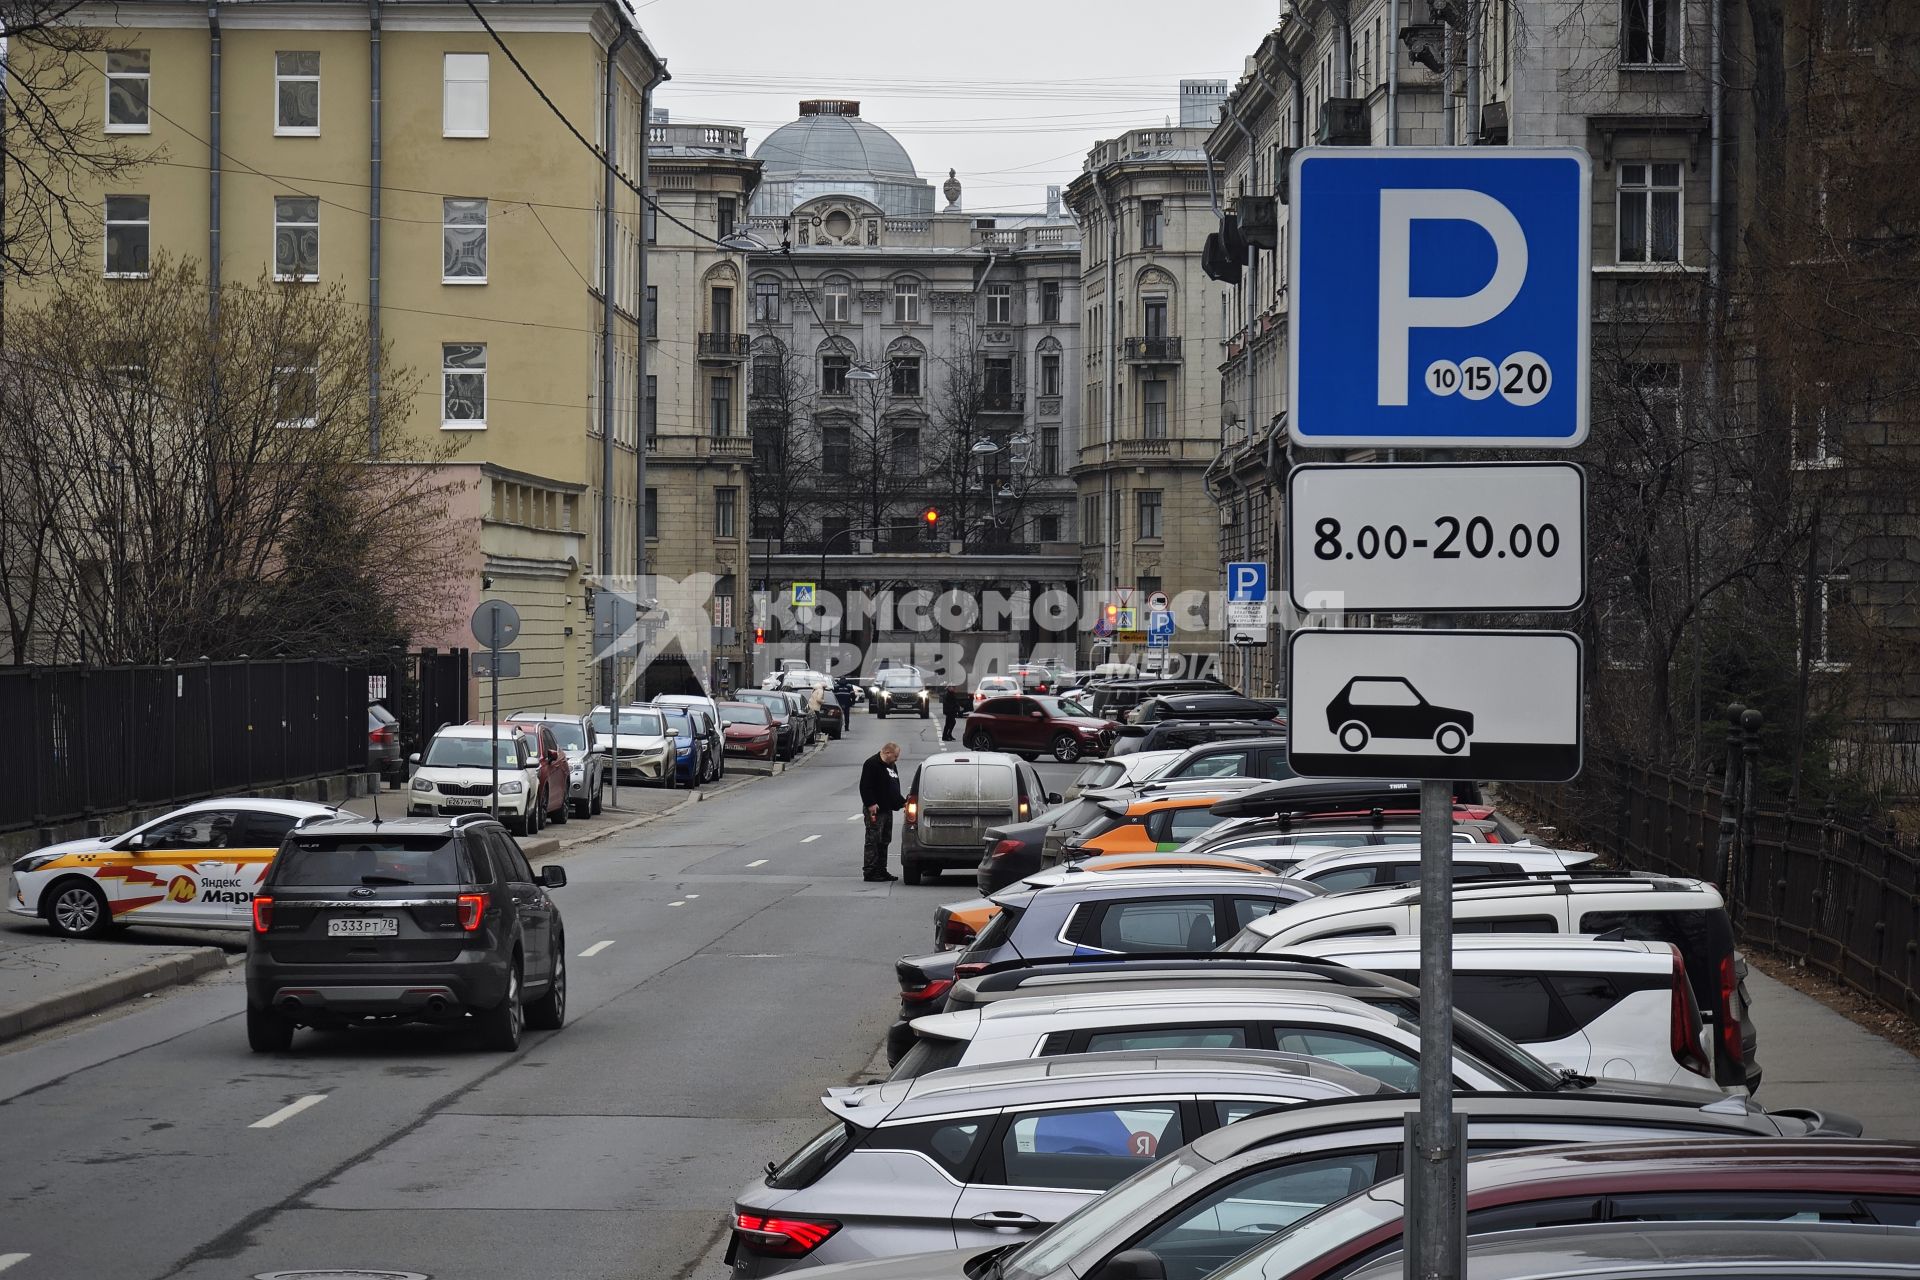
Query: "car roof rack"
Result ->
[[449, 812, 497, 827], [1207, 779, 1435, 819], [968, 951, 1419, 995]]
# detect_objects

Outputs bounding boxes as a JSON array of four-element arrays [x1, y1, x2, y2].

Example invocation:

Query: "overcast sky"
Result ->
[[634, 0, 1279, 213]]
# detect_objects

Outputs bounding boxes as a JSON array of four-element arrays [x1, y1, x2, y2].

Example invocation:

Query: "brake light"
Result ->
[[990, 838, 1023, 860], [954, 962, 988, 977], [733, 1212, 840, 1257], [905, 794, 918, 825], [1036, 682, 1048, 693], [457, 893, 486, 932], [942, 913, 979, 947], [369, 726, 394, 744], [1717, 952, 1743, 1074], [1668, 947, 1712, 1078], [1018, 798, 1030, 819], [901, 977, 954, 1003], [251, 896, 273, 933]]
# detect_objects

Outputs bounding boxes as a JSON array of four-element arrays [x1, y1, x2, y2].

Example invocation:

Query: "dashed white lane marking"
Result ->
[[686, 894, 700, 900], [669, 900, 686, 907], [746, 859, 769, 867], [579, 940, 615, 958], [0, 1254, 30, 1273], [802, 834, 822, 844], [250, 1094, 327, 1130]]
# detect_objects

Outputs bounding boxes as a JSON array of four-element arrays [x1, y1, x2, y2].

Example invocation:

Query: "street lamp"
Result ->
[[813, 522, 881, 672]]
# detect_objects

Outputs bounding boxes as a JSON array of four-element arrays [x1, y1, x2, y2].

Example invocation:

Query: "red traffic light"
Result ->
[[1104, 603, 1119, 622], [922, 507, 940, 526], [754, 627, 766, 645]]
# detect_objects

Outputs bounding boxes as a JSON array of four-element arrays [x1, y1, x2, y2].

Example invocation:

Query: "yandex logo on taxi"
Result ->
[[167, 876, 198, 903]]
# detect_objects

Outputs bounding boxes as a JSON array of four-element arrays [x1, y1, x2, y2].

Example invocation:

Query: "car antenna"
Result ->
[[369, 779, 383, 827]]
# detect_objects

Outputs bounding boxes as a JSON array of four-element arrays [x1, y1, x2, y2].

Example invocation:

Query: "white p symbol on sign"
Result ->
[[1376, 189, 1529, 406], [1231, 565, 1263, 600]]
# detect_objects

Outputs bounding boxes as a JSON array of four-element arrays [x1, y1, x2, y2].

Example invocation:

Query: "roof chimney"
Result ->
[[799, 99, 860, 117]]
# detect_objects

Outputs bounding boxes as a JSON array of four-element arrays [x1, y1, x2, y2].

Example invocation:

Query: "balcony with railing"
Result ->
[[697, 332, 752, 362], [1120, 436, 1172, 459], [979, 390, 1026, 414], [1123, 336, 1183, 364]]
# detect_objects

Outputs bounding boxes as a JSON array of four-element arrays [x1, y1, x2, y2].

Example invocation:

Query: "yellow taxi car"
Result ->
[[8, 798, 335, 937]]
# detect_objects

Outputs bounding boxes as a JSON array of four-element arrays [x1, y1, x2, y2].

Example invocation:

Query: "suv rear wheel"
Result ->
[[901, 861, 923, 886], [477, 959, 524, 1051], [525, 941, 566, 1030], [246, 1003, 294, 1053]]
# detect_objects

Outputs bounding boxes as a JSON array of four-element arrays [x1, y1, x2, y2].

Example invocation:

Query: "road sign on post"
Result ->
[[790, 582, 816, 609], [1288, 462, 1587, 612], [1147, 611, 1174, 649], [470, 599, 522, 822], [1225, 561, 1269, 646], [1288, 147, 1591, 450]]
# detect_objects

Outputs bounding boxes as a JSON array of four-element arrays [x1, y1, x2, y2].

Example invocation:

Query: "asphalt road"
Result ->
[[0, 710, 1022, 1280]]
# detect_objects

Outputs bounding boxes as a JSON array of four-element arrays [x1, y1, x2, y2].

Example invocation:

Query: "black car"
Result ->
[[975, 807, 1087, 894], [1086, 677, 1231, 720], [1131, 691, 1287, 725], [244, 814, 567, 1053], [1327, 675, 1474, 755], [869, 668, 932, 719], [1110, 717, 1288, 756]]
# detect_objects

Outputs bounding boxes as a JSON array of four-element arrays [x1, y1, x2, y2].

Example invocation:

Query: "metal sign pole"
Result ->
[[610, 701, 620, 809], [489, 646, 501, 821], [1406, 776, 1463, 1280]]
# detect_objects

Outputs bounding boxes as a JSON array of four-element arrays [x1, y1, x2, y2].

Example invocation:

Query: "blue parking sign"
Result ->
[[1288, 147, 1590, 449], [1227, 562, 1268, 603]]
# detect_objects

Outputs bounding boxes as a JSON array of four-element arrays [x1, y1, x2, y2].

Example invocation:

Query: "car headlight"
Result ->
[[411, 778, 434, 792], [13, 852, 62, 873], [870, 686, 883, 696], [499, 780, 524, 794], [918, 690, 929, 700]]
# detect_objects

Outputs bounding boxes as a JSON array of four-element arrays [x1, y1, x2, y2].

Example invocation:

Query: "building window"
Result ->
[[717, 196, 736, 240], [272, 197, 319, 281], [715, 487, 738, 538], [645, 374, 657, 446], [984, 357, 1013, 398], [442, 197, 487, 282], [1143, 296, 1169, 340], [645, 285, 658, 338], [1792, 389, 1840, 469], [890, 355, 922, 398], [823, 424, 850, 473], [443, 52, 489, 137], [105, 50, 150, 133], [1137, 575, 1163, 604], [894, 278, 920, 324], [644, 198, 657, 244], [752, 348, 781, 398], [1817, 573, 1853, 668], [1137, 490, 1164, 540], [753, 279, 780, 322], [892, 425, 919, 472], [1617, 162, 1681, 263], [1041, 353, 1062, 397], [103, 195, 149, 277], [1041, 280, 1061, 324], [1622, 0, 1682, 65], [710, 375, 733, 437], [1143, 379, 1169, 439], [711, 285, 734, 334], [442, 342, 486, 428], [272, 363, 318, 429], [821, 352, 850, 396], [645, 487, 658, 539], [986, 283, 1012, 325], [825, 278, 850, 323], [1083, 493, 1102, 543], [1041, 426, 1060, 474], [275, 51, 320, 134], [1037, 513, 1061, 543], [1142, 199, 1164, 249]]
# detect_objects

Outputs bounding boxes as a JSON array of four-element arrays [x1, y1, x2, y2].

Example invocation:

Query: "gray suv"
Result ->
[[244, 814, 567, 1054], [725, 1050, 1383, 1276]]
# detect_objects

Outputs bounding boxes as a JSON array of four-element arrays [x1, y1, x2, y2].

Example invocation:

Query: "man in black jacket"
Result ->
[[858, 742, 905, 882], [940, 684, 966, 742]]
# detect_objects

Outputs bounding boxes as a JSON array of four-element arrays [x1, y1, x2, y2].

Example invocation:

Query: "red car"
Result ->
[[1208, 1139, 1920, 1280], [495, 720, 571, 827], [963, 693, 1119, 763], [717, 701, 776, 760]]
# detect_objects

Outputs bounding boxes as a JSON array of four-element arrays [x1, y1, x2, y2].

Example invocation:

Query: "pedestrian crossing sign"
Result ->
[[791, 582, 817, 608]]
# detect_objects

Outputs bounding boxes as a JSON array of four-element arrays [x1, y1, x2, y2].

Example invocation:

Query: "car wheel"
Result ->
[[478, 958, 524, 1051], [1434, 723, 1468, 755], [1337, 721, 1371, 752], [875, 708, 887, 719], [920, 709, 931, 719], [573, 795, 591, 819], [965, 728, 994, 751], [901, 862, 922, 886], [509, 811, 531, 836], [46, 878, 113, 939], [550, 791, 568, 824], [1018, 752, 1039, 761], [1052, 734, 1082, 763], [246, 1003, 295, 1053], [525, 942, 566, 1031], [592, 777, 606, 815]]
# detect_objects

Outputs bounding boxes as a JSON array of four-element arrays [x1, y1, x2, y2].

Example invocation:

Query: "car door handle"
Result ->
[[971, 1212, 1043, 1227]]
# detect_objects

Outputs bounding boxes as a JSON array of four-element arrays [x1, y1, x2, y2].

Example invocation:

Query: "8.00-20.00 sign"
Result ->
[[1312, 515, 1564, 564]]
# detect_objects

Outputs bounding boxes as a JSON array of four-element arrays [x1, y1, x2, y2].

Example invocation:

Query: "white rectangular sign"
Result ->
[[1287, 629, 1583, 782], [1225, 601, 1267, 646], [1287, 462, 1585, 613]]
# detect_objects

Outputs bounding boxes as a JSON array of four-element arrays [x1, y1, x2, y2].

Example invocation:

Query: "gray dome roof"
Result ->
[[755, 101, 918, 178]]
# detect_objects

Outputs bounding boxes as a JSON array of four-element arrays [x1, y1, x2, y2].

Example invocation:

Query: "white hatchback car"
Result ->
[[8, 798, 335, 936], [972, 675, 1020, 708], [406, 725, 543, 834], [1283, 841, 1597, 890]]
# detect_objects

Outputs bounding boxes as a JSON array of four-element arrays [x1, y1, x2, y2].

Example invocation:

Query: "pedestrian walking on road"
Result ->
[[859, 742, 905, 882], [940, 684, 966, 742]]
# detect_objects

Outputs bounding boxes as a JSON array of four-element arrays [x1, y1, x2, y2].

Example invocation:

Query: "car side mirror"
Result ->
[[1094, 1252, 1167, 1280], [540, 865, 568, 889], [1048, 791, 1063, 803], [408, 752, 421, 764], [123, 832, 146, 852]]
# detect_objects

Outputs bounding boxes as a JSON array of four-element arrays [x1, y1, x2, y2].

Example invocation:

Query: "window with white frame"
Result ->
[[274, 196, 319, 281], [442, 343, 486, 428], [1616, 162, 1682, 263], [1622, 0, 1682, 65], [986, 283, 1012, 325], [106, 50, 151, 133], [104, 195, 150, 277], [273, 363, 318, 429], [442, 197, 487, 282], [894, 278, 920, 324], [443, 53, 490, 137], [275, 52, 320, 134], [824, 278, 851, 323], [890, 354, 921, 398]]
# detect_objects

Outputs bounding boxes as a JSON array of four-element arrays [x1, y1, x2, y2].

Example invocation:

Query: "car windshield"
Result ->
[[273, 836, 467, 886], [1000, 1152, 1204, 1280], [597, 709, 664, 737], [660, 710, 694, 736], [422, 737, 519, 768], [720, 704, 770, 725], [1202, 1184, 1405, 1280], [741, 694, 788, 717], [878, 671, 921, 688], [538, 722, 586, 751]]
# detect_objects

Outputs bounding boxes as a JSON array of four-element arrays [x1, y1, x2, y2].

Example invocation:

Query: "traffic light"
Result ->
[[922, 507, 940, 529], [753, 627, 765, 646], [1104, 602, 1119, 626]]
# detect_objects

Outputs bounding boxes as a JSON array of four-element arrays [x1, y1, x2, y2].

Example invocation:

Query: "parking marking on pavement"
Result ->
[[249, 1094, 328, 1130], [0, 1253, 29, 1273], [746, 859, 768, 867], [802, 834, 821, 843], [579, 940, 615, 957], [669, 900, 686, 907]]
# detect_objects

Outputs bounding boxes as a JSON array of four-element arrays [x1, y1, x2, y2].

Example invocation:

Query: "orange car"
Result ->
[[931, 848, 1275, 951]]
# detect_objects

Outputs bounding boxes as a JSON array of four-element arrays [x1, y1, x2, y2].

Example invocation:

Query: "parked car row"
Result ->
[[721, 691, 1912, 1280]]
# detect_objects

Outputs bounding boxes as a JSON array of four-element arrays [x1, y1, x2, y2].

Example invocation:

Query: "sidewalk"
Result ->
[[1743, 967, 1920, 1137]]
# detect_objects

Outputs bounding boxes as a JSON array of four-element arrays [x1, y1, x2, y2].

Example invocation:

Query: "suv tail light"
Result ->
[[1716, 952, 1743, 1075], [990, 838, 1022, 860], [954, 962, 988, 978], [1667, 946, 1712, 1078], [1018, 798, 1030, 819], [905, 794, 918, 825], [941, 916, 978, 948], [457, 893, 486, 932], [733, 1212, 840, 1258], [369, 726, 394, 745], [251, 896, 274, 933], [900, 976, 953, 1004]]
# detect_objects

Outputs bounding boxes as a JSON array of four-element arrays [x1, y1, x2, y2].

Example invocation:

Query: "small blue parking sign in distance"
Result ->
[[1288, 147, 1591, 449]]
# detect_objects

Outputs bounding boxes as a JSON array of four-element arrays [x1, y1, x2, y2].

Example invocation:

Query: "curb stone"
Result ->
[[0, 945, 228, 1042]]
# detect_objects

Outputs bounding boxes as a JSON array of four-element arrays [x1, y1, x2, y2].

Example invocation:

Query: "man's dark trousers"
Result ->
[[863, 810, 894, 878]]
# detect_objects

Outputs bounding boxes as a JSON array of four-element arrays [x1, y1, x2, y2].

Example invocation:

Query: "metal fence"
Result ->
[[0, 656, 369, 834], [1506, 747, 1920, 1025]]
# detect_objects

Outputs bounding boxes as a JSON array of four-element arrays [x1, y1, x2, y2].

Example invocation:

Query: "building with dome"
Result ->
[[737, 101, 1084, 681]]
